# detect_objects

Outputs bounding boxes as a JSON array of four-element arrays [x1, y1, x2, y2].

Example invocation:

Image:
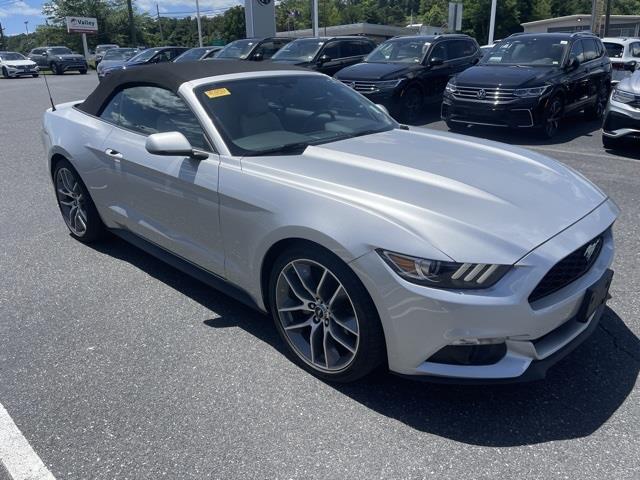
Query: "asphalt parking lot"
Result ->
[[1, 72, 639, 479]]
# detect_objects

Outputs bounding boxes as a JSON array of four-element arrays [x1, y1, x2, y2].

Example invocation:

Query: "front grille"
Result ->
[[340, 80, 380, 93], [453, 86, 516, 103], [529, 231, 606, 303]]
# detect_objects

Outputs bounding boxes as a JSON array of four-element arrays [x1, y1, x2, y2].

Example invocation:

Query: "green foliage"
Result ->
[[5, 0, 639, 55]]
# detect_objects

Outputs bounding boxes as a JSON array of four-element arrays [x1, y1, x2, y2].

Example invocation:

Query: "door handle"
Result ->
[[104, 148, 123, 159]]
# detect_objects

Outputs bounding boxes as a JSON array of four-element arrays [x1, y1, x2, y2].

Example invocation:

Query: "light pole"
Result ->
[[24, 20, 29, 35], [487, 0, 497, 44], [195, 0, 203, 47]]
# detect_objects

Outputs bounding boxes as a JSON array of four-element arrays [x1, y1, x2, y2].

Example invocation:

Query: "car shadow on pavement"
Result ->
[[91, 236, 640, 447]]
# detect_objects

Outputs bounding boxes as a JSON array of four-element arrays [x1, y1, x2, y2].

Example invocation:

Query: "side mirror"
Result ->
[[375, 104, 390, 116], [429, 57, 444, 66], [566, 56, 580, 71], [472, 57, 480, 65], [318, 54, 331, 64], [42, 52, 48, 57], [145, 132, 207, 160], [252, 52, 263, 61], [624, 60, 637, 71]]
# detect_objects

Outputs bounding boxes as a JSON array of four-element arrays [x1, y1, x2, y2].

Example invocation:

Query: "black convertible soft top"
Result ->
[[78, 60, 306, 116]]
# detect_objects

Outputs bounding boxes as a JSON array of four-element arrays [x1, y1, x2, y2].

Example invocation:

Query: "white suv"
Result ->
[[0, 51, 39, 78], [602, 37, 640, 83]]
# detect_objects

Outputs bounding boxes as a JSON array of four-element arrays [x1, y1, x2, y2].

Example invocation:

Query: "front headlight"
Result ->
[[378, 250, 510, 289], [612, 88, 635, 104], [375, 79, 402, 89], [445, 79, 457, 93], [514, 86, 550, 97]]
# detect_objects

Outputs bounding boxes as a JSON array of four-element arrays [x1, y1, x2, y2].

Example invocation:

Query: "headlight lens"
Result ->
[[374, 79, 402, 89], [445, 79, 457, 93], [612, 88, 635, 104], [378, 250, 510, 289], [514, 86, 549, 97]]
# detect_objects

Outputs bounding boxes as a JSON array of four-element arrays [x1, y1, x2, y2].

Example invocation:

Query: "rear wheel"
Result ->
[[397, 85, 424, 124], [52, 63, 63, 75], [542, 96, 563, 138], [269, 245, 386, 382], [53, 159, 106, 242], [585, 86, 608, 121]]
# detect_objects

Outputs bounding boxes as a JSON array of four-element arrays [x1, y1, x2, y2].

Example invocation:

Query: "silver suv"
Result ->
[[602, 37, 640, 83]]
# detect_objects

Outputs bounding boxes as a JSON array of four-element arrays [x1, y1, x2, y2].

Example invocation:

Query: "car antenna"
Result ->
[[42, 73, 56, 111]]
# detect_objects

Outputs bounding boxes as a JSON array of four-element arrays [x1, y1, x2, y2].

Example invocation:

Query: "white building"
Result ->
[[522, 14, 640, 37]]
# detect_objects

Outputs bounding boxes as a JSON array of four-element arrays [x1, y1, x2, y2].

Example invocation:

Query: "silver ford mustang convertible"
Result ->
[[42, 61, 618, 383]]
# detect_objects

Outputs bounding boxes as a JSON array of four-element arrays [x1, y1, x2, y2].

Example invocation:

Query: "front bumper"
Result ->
[[4, 65, 39, 76], [58, 62, 87, 72], [442, 92, 548, 128], [350, 199, 618, 382], [602, 95, 640, 139]]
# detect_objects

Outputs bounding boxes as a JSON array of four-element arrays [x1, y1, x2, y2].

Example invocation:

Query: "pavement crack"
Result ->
[[598, 323, 640, 363]]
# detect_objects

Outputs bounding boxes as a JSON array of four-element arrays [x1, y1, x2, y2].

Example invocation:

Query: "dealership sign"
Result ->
[[66, 17, 98, 33]]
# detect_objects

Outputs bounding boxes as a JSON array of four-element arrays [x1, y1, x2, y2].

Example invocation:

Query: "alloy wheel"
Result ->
[[275, 259, 360, 372], [402, 88, 422, 123], [545, 99, 562, 137], [55, 167, 88, 236]]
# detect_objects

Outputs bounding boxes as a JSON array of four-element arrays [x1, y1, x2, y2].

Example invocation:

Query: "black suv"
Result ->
[[215, 37, 293, 61], [442, 32, 612, 138], [335, 34, 481, 122], [270, 36, 376, 76], [28, 46, 88, 75]]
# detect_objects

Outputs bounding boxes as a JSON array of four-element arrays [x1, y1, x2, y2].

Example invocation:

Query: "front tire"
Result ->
[[585, 86, 608, 121], [79, 69, 87, 75], [52, 63, 63, 75], [32, 73, 39, 78], [397, 85, 424, 124], [53, 159, 106, 242], [269, 245, 386, 382], [2, 67, 9, 79], [542, 96, 563, 138]]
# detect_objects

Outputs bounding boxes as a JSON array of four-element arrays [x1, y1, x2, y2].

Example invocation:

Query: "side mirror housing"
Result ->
[[318, 54, 331, 64], [429, 57, 444, 66], [624, 60, 637, 71], [566, 56, 580, 71], [145, 132, 207, 160], [42, 52, 48, 57]]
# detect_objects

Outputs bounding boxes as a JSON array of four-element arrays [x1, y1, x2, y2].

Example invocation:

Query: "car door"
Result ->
[[583, 38, 608, 100], [337, 40, 366, 72], [421, 41, 452, 100], [98, 85, 225, 275], [564, 40, 590, 112], [29, 49, 44, 67], [317, 41, 344, 76]]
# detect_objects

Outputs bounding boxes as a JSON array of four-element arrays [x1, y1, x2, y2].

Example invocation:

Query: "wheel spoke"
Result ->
[[278, 304, 311, 313], [328, 284, 343, 308], [322, 326, 330, 368], [316, 269, 328, 299], [57, 188, 74, 199], [282, 269, 313, 303], [328, 324, 356, 353], [59, 199, 75, 206], [331, 313, 358, 336], [75, 211, 87, 231], [284, 314, 314, 331], [291, 262, 317, 299], [309, 323, 322, 364]]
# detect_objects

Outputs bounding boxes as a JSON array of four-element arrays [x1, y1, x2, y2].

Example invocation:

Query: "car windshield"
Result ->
[[197, 75, 397, 156], [49, 47, 73, 55], [128, 48, 159, 63], [604, 42, 624, 58], [0, 52, 25, 61], [216, 39, 256, 59], [103, 48, 137, 61], [96, 45, 117, 53], [175, 47, 208, 62], [365, 38, 430, 64], [271, 39, 325, 62], [481, 37, 567, 66]]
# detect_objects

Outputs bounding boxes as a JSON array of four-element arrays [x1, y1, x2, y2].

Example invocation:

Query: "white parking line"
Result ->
[[0, 403, 56, 480]]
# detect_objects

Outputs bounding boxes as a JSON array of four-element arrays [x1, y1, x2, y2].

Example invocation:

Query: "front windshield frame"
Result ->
[[216, 39, 257, 59], [195, 74, 398, 156], [271, 39, 325, 62], [364, 38, 432, 64], [0, 52, 26, 61], [103, 48, 137, 61], [128, 48, 160, 63], [49, 47, 73, 55], [480, 36, 569, 67]]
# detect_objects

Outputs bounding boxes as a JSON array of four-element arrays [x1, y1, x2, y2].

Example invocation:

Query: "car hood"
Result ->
[[3, 59, 36, 67], [335, 61, 418, 81], [98, 59, 127, 70], [617, 70, 640, 93], [243, 128, 607, 264], [455, 64, 560, 88]]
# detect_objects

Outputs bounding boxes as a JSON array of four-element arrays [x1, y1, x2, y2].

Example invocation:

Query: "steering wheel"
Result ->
[[302, 110, 336, 130]]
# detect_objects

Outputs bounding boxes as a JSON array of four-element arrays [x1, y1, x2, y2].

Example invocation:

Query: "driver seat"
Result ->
[[240, 90, 283, 137]]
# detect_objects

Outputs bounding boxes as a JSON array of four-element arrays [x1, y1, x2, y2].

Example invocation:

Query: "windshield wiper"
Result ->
[[248, 141, 311, 156]]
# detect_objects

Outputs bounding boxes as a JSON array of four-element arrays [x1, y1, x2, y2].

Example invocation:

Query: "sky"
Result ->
[[0, 0, 242, 36]]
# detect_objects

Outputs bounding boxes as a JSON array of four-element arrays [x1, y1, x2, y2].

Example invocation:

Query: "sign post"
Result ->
[[244, 0, 275, 38], [448, 2, 463, 32], [65, 17, 98, 61]]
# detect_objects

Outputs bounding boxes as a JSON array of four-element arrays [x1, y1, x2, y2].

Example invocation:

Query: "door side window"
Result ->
[[255, 41, 278, 59], [582, 39, 598, 62], [101, 86, 210, 151], [322, 42, 341, 60], [570, 41, 585, 63], [631, 42, 640, 58], [430, 43, 448, 62], [359, 41, 375, 55], [341, 41, 362, 58]]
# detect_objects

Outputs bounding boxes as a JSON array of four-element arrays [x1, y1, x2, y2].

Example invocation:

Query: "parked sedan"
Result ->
[[42, 61, 618, 383], [0, 51, 39, 78], [94, 44, 119, 66], [602, 69, 640, 149], [28, 46, 88, 75], [96, 48, 140, 81], [99, 46, 188, 78], [270, 36, 375, 76], [174, 46, 223, 62], [214, 37, 292, 61], [335, 34, 481, 123]]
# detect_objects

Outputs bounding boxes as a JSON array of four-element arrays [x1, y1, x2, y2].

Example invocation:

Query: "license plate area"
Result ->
[[576, 269, 613, 323]]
